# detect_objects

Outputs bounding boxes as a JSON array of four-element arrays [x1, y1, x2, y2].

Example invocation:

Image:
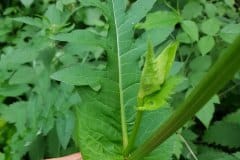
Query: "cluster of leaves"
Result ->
[[0, 0, 240, 160], [0, 0, 82, 159]]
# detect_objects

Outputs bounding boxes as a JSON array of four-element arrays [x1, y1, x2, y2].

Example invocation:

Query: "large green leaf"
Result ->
[[52, 0, 178, 159]]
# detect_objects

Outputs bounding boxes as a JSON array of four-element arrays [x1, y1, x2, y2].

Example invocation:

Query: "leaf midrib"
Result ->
[[111, 0, 128, 148]]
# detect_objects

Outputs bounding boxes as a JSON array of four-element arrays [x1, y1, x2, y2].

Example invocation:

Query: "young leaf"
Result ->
[[138, 41, 179, 100], [138, 77, 182, 110]]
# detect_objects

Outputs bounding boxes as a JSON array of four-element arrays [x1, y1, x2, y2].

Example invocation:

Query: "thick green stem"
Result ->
[[128, 35, 240, 160], [124, 110, 143, 155]]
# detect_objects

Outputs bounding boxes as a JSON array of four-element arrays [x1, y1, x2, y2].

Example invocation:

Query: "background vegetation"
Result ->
[[0, 0, 240, 160]]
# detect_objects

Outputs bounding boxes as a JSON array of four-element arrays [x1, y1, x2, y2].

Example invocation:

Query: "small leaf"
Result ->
[[182, 1, 203, 19], [196, 95, 219, 128], [56, 111, 75, 149], [204, 3, 217, 18], [201, 18, 220, 36], [220, 23, 240, 43], [197, 36, 215, 55], [136, 11, 180, 30], [189, 55, 212, 72], [44, 5, 71, 25], [138, 42, 179, 99], [20, 0, 34, 7], [181, 20, 199, 42]]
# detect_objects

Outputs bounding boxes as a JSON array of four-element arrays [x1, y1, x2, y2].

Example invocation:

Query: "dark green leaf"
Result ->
[[203, 121, 240, 148]]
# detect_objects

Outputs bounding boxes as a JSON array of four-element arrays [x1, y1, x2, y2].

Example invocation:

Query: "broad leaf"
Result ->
[[52, 0, 178, 159], [203, 121, 240, 148]]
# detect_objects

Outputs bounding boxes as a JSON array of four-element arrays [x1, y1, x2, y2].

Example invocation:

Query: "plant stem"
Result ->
[[128, 35, 240, 160], [124, 110, 143, 155]]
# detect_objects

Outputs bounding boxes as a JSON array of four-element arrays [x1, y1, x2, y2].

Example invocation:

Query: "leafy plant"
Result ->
[[51, 0, 240, 160], [1, 0, 240, 160]]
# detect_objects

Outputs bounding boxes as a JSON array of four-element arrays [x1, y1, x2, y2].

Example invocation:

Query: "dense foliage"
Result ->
[[0, 0, 240, 160]]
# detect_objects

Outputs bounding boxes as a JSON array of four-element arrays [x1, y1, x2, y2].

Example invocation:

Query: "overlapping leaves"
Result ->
[[52, 0, 179, 159]]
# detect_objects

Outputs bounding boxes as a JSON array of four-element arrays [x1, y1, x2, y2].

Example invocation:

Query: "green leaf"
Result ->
[[138, 77, 182, 110], [51, 63, 105, 89], [13, 17, 43, 28], [197, 36, 215, 55], [83, 8, 105, 26], [176, 32, 192, 44], [52, 30, 107, 48], [0, 153, 4, 160], [204, 3, 217, 18], [44, 5, 71, 25], [196, 95, 219, 128], [9, 66, 36, 84], [28, 136, 45, 160], [136, 11, 181, 30], [181, 20, 199, 42], [182, 1, 203, 19], [0, 102, 28, 133], [198, 150, 238, 160], [52, 0, 177, 159], [20, 0, 34, 7], [220, 23, 240, 43], [224, 0, 235, 7], [189, 55, 212, 72], [56, 111, 75, 149], [189, 72, 206, 86], [0, 84, 30, 97], [223, 109, 240, 125], [138, 42, 179, 99], [203, 121, 240, 148], [201, 18, 220, 36]]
